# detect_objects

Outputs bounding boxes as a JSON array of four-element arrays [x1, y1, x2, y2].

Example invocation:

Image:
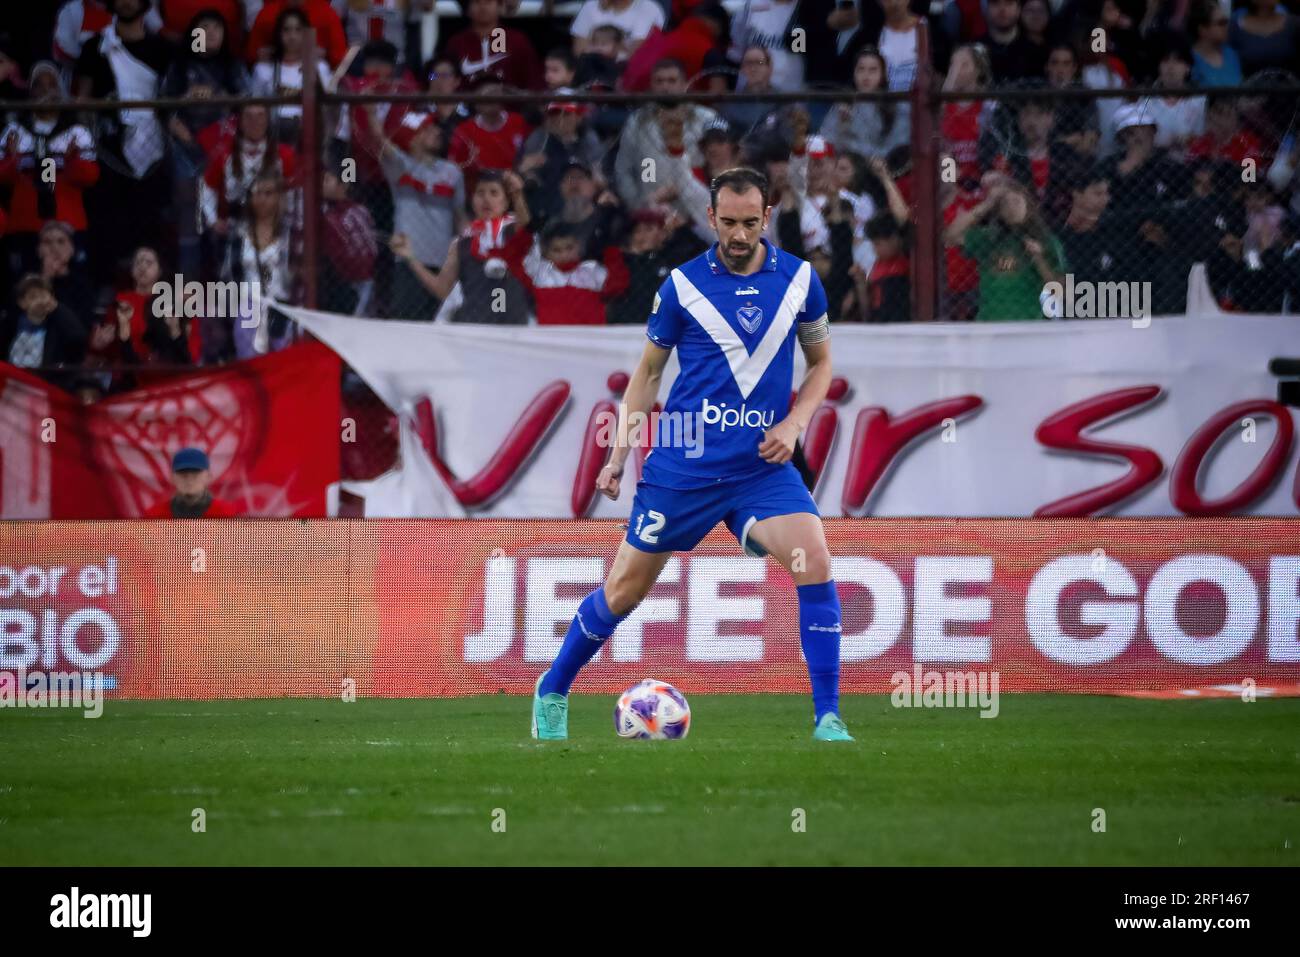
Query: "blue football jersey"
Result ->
[[643, 240, 829, 486]]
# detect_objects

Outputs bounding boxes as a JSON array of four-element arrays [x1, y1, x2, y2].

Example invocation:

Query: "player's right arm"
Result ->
[[596, 339, 671, 500]]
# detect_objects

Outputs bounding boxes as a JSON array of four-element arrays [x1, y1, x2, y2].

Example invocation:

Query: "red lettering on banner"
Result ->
[[841, 396, 984, 513], [1170, 400, 1296, 515], [1034, 386, 1165, 517], [411, 381, 570, 507], [573, 398, 616, 518]]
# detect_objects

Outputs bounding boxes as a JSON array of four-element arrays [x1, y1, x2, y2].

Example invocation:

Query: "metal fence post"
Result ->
[[301, 29, 322, 310], [910, 20, 938, 323]]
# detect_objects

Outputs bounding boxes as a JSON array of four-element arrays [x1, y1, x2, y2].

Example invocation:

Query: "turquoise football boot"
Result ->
[[531, 672, 569, 741], [812, 713, 854, 742]]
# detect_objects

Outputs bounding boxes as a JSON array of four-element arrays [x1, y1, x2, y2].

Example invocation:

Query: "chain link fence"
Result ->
[[6, 63, 1300, 483]]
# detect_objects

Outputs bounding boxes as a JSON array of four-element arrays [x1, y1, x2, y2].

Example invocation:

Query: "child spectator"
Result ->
[[607, 207, 707, 325], [506, 219, 629, 325], [1187, 96, 1265, 169], [864, 213, 911, 322], [2, 274, 87, 388]]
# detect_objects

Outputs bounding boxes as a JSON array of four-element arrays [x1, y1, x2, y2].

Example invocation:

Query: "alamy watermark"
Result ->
[[151, 275, 264, 328], [890, 666, 1000, 718], [594, 397, 778, 458], [1041, 274, 1152, 328], [0, 669, 105, 718]]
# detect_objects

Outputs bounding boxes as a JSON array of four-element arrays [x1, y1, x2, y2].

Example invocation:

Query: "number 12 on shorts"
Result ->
[[636, 510, 666, 544]]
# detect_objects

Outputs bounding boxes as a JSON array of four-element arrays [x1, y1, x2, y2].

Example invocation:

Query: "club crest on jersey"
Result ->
[[736, 304, 763, 333]]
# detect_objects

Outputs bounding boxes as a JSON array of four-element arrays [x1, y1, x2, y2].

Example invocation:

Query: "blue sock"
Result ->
[[797, 580, 842, 724], [539, 588, 627, 696]]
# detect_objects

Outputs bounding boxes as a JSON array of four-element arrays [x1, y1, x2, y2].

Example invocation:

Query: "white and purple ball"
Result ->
[[613, 679, 691, 740]]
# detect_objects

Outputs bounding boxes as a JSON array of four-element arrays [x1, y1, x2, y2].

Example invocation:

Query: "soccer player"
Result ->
[[531, 166, 852, 742]]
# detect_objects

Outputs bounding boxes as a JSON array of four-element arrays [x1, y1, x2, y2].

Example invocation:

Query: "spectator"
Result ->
[[940, 161, 984, 320], [547, 159, 626, 258], [1104, 103, 1194, 313], [163, 8, 250, 173], [53, 0, 162, 70], [142, 447, 240, 518], [74, 0, 176, 284], [1229, 0, 1300, 79], [797, 0, 864, 87], [441, 0, 544, 90], [246, 0, 347, 67], [1074, 23, 1129, 156], [0, 63, 99, 277], [1043, 102, 1102, 225], [1055, 165, 1129, 291], [337, 0, 427, 70], [944, 180, 1065, 320], [1189, 1, 1242, 87], [250, 6, 333, 145], [544, 46, 578, 89], [37, 220, 96, 333], [697, 126, 741, 182], [504, 219, 629, 324], [2, 274, 88, 387], [1136, 34, 1205, 157], [1187, 95, 1265, 168], [819, 46, 911, 160], [984, 0, 1046, 84], [941, 43, 994, 186], [765, 117, 831, 258], [614, 59, 722, 207], [876, 0, 924, 91], [319, 170, 378, 315], [606, 206, 707, 324], [424, 56, 470, 142], [729, 0, 804, 91], [620, 3, 732, 91], [721, 46, 778, 140], [447, 73, 532, 193], [156, 1, 244, 55], [201, 103, 298, 237], [576, 24, 628, 88], [990, 96, 1056, 199], [393, 170, 534, 324], [571, 0, 665, 57], [863, 212, 911, 321], [1044, 42, 1102, 146], [107, 246, 195, 366], [517, 93, 606, 224], [1102, 102, 1185, 215], [220, 172, 301, 358], [1018, 0, 1053, 75], [376, 112, 466, 320]]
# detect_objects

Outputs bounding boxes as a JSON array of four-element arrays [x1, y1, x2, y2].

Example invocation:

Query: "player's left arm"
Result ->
[[759, 332, 831, 464]]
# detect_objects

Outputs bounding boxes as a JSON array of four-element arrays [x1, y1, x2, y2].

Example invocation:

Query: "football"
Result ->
[[613, 679, 691, 740]]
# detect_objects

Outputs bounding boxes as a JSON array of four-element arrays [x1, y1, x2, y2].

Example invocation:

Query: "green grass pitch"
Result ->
[[2, 694, 1298, 866]]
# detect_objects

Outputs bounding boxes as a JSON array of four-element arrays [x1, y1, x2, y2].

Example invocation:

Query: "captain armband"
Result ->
[[797, 315, 830, 345]]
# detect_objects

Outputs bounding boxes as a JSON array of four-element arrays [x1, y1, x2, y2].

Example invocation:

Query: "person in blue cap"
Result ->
[[143, 447, 240, 518]]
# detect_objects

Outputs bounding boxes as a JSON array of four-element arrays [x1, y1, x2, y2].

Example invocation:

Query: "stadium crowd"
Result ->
[[3, 0, 1300, 394]]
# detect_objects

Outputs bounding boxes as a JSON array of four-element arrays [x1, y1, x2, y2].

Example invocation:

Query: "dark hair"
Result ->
[[1068, 163, 1110, 194], [651, 58, 687, 78], [1155, 30, 1194, 68], [591, 23, 626, 43], [710, 167, 770, 207], [476, 169, 506, 188], [853, 47, 898, 139], [271, 7, 310, 62], [545, 47, 576, 71], [1188, 0, 1228, 38], [541, 220, 580, 246], [16, 273, 53, 300], [865, 213, 902, 241], [425, 56, 460, 82]]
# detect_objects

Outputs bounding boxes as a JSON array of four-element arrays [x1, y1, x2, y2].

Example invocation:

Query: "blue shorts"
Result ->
[[624, 461, 819, 557]]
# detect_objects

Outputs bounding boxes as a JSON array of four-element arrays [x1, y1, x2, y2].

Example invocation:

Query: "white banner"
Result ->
[[280, 304, 1300, 518]]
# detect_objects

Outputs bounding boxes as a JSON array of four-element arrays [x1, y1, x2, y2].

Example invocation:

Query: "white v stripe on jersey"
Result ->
[[670, 261, 811, 399]]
